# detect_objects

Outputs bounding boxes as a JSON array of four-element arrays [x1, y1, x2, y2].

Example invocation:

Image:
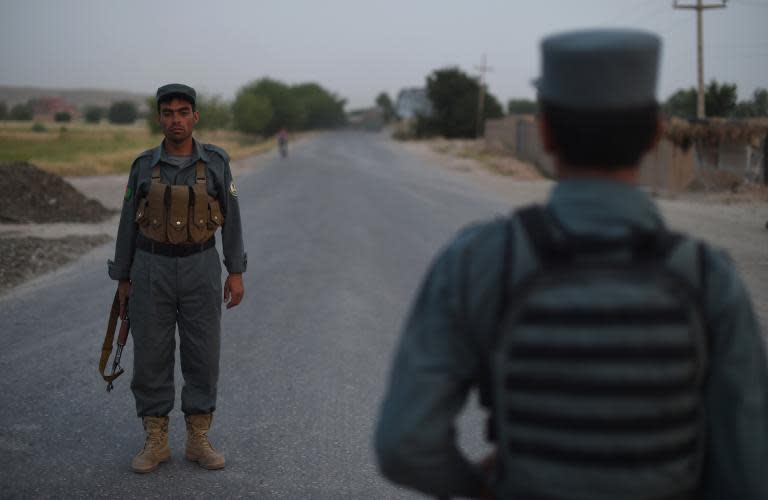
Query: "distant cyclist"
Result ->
[[277, 128, 288, 158]]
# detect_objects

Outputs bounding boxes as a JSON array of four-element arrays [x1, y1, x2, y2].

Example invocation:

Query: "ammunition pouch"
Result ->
[[137, 161, 223, 245]]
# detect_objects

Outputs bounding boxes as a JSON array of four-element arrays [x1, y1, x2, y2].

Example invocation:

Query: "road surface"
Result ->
[[0, 131, 765, 499]]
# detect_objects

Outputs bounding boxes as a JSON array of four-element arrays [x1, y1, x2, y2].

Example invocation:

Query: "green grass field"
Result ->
[[0, 121, 274, 176]]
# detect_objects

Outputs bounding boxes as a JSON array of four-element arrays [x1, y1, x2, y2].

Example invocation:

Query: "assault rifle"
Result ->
[[99, 291, 130, 392]]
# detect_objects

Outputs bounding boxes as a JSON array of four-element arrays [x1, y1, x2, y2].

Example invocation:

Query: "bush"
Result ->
[[32, 122, 46, 132], [236, 79, 304, 135], [10, 103, 33, 121], [376, 92, 395, 122], [54, 111, 71, 122], [290, 82, 346, 129], [422, 67, 504, 138], [507, 99, 538, 114], [197, 95, 232, 130], [0, 101, 7, 120], [664, 80, 738, 118], [233, 93, 273, 134], [83, 106, 104, 123], [108, 101, 138, 124]]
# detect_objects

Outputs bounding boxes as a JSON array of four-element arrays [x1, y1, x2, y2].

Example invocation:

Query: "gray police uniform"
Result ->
[[375, 29, 768, 500], [108, 139, 246, 417], [375, 180, 768, 499]]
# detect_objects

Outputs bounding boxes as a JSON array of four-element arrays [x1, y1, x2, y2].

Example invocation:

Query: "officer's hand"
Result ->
[[117, 280, 131, 320], [224, 273, 244, 309]]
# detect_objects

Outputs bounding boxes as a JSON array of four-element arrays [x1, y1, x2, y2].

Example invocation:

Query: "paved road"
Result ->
[[1, 132, 765, 499], [0, 132, 537, 499]]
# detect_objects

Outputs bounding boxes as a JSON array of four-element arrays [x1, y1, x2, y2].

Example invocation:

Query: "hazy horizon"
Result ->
[[1, 0, 766, 109]]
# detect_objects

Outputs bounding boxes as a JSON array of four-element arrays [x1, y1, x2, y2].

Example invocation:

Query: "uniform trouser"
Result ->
[[129, 246, 222, 417]]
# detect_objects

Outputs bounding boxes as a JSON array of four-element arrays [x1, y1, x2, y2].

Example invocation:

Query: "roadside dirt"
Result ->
[[0, 162, 118, 294], [0, 162, 116, 223]]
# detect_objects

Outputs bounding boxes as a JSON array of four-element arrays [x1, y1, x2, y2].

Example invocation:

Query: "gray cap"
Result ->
[[534, 29, 661, 109], [156, 83, 196, 104]]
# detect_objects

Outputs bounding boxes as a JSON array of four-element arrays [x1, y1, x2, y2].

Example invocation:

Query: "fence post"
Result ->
[[763, 134, 768, 185]]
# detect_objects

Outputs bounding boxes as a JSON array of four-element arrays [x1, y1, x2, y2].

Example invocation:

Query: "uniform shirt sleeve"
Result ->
[[702, 246, 768, 500], [217, 158, 247, 274], [107, 161, 140, 280], [374, 238, 486, 498]]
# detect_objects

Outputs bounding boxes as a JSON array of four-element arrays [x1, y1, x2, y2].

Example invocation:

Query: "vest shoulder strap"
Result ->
[[195, 160, 207, 185]]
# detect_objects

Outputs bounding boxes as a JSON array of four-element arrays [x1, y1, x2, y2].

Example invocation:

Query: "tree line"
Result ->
[[146, 78, 347, 135], [375, 68, 767, 140], [0, 78, 347, 136]]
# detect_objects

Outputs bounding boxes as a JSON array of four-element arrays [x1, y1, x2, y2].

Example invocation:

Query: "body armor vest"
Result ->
[[489, 206, 707, 500], [135, 161, 224, 244]]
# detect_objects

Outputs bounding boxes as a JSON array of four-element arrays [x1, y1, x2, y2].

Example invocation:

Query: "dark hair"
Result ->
[[156, 93, 196, 113], [540, 101, 659, 169]]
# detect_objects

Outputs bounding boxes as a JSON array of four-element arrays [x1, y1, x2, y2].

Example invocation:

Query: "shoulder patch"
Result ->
[[203, 143, 230, 163], [229, 180, 238, 198]]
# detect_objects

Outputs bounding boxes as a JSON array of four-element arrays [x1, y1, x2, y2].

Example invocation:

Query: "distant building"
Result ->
[[394, 88, 432, 120], [347, 107, 384, 131], [29, 97, 78, 120]]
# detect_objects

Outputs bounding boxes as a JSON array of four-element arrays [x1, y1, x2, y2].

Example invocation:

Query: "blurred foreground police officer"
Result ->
[[375, 30, 767, 499], [109, 83, 246, 473]]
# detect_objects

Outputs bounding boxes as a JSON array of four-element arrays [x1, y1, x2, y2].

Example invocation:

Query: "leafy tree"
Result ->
[[507, 99, 538, 114], [705, 80, 737, 117], [752, 88, 768, 116], [0, 101, 7, 120], [664, 88, 697, 118], [10, 103, 33, 120], [233, 92, 273, 134], [197, 95, 232, 130], [484, 93, 504, 120], [421, 67, 505, 138], [54, 111, 71, 122], [664, 80, 738, 118], [83, 105, 104, 123], [375, 92, 395, 122], [291, 82, 346, 129], [238, 78, 304, 135], [733, 88, 768, 118], [108, 100, 138, 124], [145, 97, 161, 134]]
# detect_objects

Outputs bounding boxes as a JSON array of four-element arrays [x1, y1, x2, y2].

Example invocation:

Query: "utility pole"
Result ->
[[673, 0, 727, 119], [475, 54, 492, 138]]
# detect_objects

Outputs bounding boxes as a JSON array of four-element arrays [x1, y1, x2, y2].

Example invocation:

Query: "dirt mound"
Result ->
[[0, 162, 116, 223]]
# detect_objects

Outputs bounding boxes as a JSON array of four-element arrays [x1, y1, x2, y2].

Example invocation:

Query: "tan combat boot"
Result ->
[[131, 416, 171, 473], [185, 414, 225, 470]]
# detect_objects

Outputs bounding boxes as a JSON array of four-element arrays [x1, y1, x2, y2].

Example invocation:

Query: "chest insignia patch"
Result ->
[[229, 181, 238, 198]]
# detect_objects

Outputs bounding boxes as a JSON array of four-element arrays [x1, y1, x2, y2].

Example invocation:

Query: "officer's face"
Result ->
[[158, 98, 199, 144]]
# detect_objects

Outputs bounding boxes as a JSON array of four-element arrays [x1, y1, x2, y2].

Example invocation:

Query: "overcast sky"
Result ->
[[1, 0, 766, 109]]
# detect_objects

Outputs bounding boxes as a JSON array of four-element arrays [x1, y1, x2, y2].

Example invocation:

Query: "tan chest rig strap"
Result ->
[[135, 161, 225, 244]]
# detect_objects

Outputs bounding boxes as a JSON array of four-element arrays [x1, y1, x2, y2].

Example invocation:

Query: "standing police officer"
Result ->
[[108, 84, 246, 473], [375, 30, 768, 499]]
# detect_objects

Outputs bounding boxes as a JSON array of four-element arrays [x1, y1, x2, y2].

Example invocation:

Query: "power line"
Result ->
[[673, 0, 728, 118]]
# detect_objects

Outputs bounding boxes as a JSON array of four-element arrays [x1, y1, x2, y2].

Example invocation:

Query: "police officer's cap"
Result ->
[[534, 29, 661, 109], [156, 83, 196, 105]]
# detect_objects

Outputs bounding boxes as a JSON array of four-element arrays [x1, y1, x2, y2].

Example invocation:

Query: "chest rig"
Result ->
[[135, 161, 224, 245]]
